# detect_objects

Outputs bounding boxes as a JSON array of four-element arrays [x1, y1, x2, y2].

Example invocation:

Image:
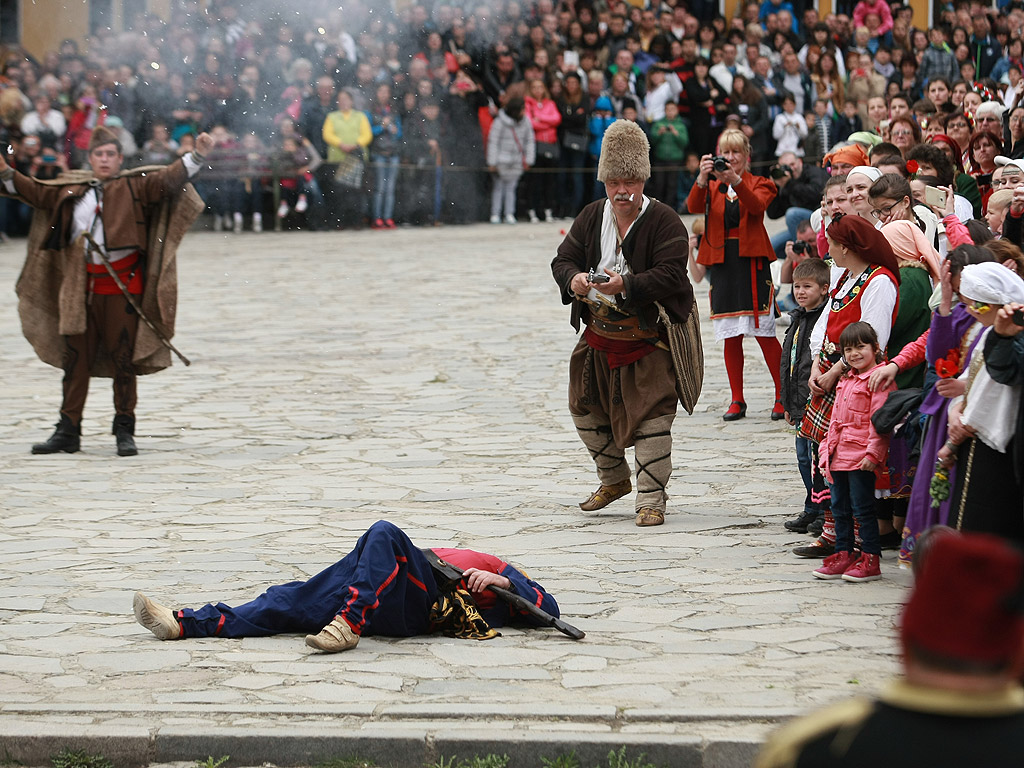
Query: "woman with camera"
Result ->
[[686, 128, 783, 421]]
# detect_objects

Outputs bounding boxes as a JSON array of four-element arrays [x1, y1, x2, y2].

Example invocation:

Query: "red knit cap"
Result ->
[[825, 214, 902, 284], [901, 533, 1024, 666]]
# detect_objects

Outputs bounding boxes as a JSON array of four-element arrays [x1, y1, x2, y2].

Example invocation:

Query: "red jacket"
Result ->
[[525, 96, 562, 144], [686, 172, 776, 265]]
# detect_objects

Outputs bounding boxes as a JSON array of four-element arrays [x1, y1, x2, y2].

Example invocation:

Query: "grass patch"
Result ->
[[50, 750, 112, 768]]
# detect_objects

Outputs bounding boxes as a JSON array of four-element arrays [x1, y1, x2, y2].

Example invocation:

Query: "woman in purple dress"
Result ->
[[870, 245, 997, 567]]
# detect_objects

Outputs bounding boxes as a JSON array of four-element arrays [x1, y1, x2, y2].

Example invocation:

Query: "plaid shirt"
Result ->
[[918, 45, 959, 87]]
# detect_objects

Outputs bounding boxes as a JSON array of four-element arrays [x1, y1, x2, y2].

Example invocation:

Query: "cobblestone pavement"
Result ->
[[0, 219, 911, 767]]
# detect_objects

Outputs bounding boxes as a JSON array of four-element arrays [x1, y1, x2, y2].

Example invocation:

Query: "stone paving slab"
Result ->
[[0, 220, 911, 766]]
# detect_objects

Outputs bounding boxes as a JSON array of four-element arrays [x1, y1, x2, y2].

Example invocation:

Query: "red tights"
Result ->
[[723, 335, 782, 404]]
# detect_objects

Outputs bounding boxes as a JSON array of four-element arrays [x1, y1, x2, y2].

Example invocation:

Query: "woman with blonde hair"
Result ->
[[686, 128, 783, 421]]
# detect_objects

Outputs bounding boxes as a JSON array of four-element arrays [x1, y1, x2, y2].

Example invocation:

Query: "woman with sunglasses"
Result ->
[[794, 215, 901, 559], [870, 246, 1001, 567], [936, 262, 1024, 545], [889, 115, 921, 158]]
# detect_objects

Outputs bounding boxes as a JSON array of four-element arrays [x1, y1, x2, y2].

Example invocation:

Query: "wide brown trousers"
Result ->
[[60, 294, 139, 425]]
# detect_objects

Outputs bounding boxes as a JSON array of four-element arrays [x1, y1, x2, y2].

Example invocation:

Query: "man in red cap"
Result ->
[[0, 124, 215, 456], [755, 530, 1024, 767]]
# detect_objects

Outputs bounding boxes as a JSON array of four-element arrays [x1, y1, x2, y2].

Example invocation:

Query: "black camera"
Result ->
[[712, 156, 730, 173], [792, 240, 809, 254], [770, 163, 791, 179]]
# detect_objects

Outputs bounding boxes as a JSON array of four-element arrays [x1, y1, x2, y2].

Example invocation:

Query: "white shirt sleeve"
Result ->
[[856, 274, 898, 351], [808, 266, 844, 358], [182, 152, 203, 177]]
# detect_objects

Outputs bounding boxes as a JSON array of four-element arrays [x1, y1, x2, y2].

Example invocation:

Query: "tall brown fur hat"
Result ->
[[597, 118, 650, 182], [89, 124, 122, 153]]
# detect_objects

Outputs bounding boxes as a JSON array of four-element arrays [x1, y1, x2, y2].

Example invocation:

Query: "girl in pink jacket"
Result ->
[[814, 322, 896, 583]]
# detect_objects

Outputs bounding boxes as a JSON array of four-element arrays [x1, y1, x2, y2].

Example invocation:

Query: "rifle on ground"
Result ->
[[83, 232, 191, 366], [422, 548, 585, 640]]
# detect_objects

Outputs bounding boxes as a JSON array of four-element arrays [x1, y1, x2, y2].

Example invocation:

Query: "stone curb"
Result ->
[[0, 717, 777, 768]]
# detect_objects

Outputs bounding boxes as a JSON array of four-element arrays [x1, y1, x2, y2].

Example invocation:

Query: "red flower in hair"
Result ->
[[936, 349, 960, 379], [906, 159, 920, 175]]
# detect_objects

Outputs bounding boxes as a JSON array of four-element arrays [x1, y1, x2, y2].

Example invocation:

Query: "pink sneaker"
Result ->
[[812, 550, 858, 580], [842, 553, 882, 582]]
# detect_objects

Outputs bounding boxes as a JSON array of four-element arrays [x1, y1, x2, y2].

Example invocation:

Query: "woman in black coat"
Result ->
[[683, 56, 726, 157], [729, 74, 771, 170]]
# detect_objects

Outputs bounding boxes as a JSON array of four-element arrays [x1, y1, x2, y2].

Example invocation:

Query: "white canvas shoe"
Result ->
[[133, 592, 180, 640], [305, 616, 359, 653]]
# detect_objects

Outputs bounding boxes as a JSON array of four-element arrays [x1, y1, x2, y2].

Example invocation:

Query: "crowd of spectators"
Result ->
[[3, 0, 1024, 234]]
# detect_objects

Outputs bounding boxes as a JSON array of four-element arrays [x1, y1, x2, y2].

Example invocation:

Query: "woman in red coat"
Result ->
[[686, 128, 783, 421]]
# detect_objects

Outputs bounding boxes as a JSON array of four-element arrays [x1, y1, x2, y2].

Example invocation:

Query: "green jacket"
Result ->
[[649, 117, 689, 162]]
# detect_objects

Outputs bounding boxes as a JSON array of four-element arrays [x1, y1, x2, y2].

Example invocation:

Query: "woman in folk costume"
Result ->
[[686, 128, 783, 422], [793, 214, 901, 559], [875, 246, 1000, 567], [937, 263, 1024, 545], [868, 184, 942, 548]]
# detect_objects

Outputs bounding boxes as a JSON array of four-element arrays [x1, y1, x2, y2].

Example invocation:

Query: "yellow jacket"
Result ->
[[322, 109, 372, 164]]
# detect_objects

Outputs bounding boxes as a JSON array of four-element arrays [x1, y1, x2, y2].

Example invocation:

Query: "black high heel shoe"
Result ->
[[723, 401, 747, 421]]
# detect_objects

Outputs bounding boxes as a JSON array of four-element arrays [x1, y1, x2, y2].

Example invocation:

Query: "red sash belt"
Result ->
[[584, 327, 657, 369], [86, 252, 142, 295]]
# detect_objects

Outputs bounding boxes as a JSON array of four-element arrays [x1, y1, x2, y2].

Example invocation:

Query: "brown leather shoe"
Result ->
[[305, 616, 359, 653], [579, 479, 632, 511], [635, 508, 665, 526]]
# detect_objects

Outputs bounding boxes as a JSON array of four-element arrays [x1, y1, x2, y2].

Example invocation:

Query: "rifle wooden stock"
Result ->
[[487, 583, 586, 639], [422, 549, 585, 640]]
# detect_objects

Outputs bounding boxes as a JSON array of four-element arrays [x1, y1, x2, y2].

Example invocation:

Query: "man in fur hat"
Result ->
[[551, 119, 693, 527], [0, 124, 215, 456]]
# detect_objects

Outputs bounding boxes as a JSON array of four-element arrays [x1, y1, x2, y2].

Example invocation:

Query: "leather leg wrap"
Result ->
[[572, 413, 630, 485], [633, 415, 674, 512]]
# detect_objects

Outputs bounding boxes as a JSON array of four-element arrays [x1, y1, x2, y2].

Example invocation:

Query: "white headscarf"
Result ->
[[956, 263, 1024, 453], [959, 263, 1024, 306], [847, 166, 883, 184]]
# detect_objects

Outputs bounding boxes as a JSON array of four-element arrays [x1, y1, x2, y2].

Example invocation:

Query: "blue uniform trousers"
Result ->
[[177, 521, 439, 638]]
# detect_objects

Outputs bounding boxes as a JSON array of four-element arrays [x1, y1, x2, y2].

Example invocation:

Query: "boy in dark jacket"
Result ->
[[780, 257, 830, 534], [400, 96, 447, 226]]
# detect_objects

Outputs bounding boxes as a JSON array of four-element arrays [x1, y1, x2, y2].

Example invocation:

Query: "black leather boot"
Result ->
[[31, 415, 81, 454], [113, 415, 137, 457]]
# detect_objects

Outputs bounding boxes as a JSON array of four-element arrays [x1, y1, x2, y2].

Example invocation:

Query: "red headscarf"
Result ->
[[826, 214, 902, 284], [928, 133, 964, 174]]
